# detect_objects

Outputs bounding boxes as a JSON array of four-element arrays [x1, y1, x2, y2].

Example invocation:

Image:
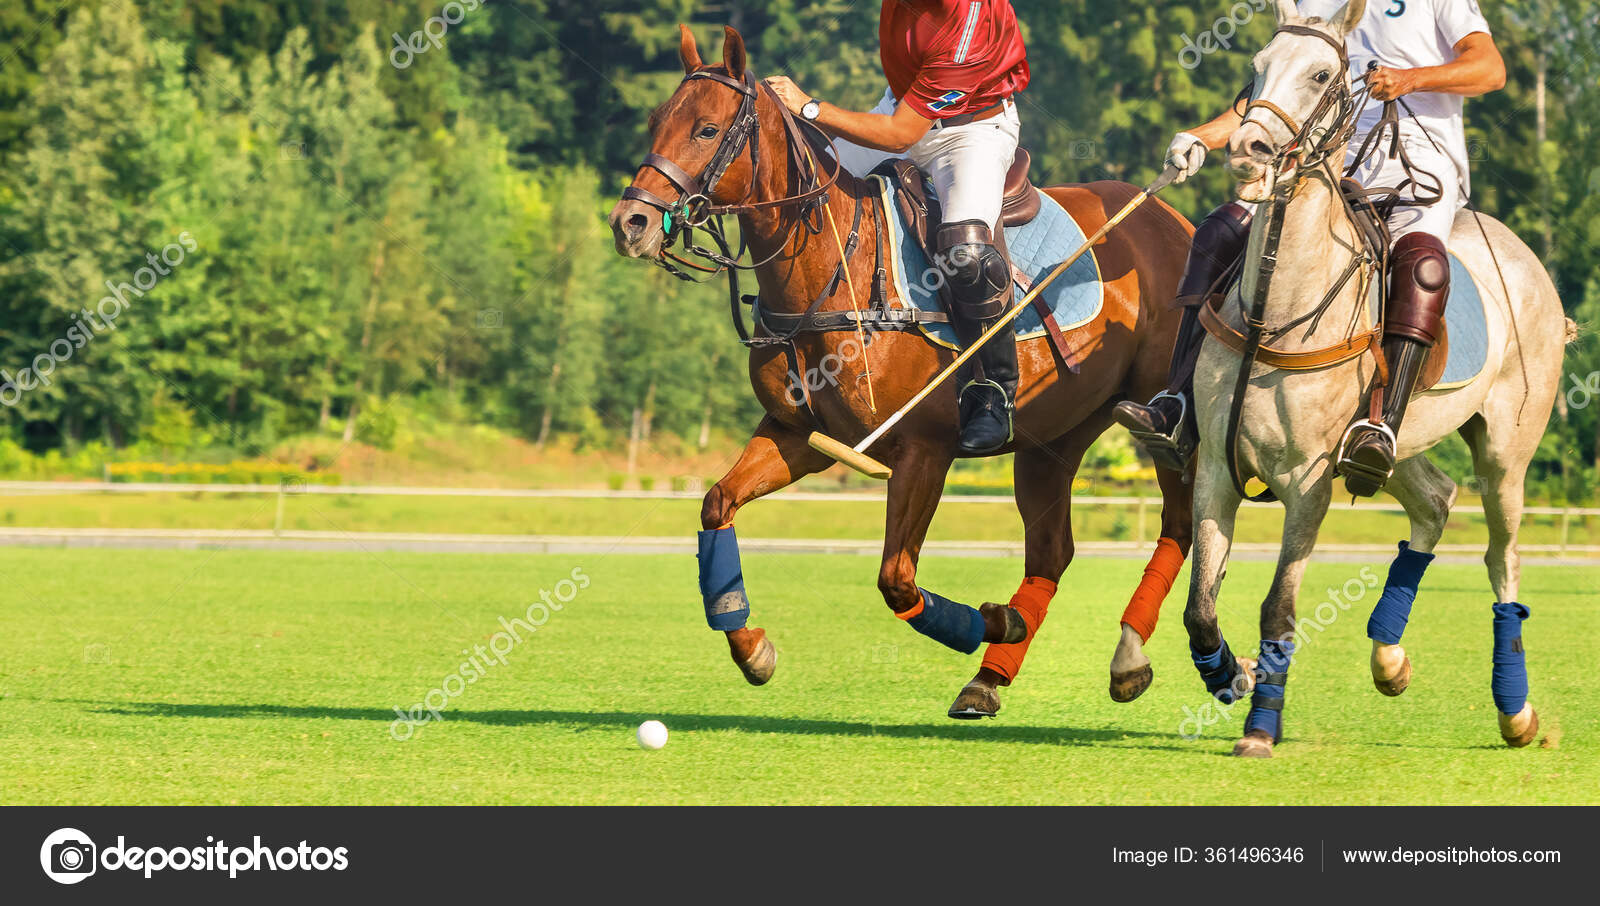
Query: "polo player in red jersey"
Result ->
[[765, 0, 1031, 455]]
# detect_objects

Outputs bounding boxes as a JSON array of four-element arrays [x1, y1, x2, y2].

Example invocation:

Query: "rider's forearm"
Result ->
[[815, 104, 929, 153], [1189, 107, 1246, 151], [1402, 38, 1506, 97]]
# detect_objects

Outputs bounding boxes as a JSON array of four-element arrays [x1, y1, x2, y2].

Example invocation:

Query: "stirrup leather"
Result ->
[[958, 379, 1014, 444], [1334, 418, 1396, 487], [1127, 391, 1195, 473]]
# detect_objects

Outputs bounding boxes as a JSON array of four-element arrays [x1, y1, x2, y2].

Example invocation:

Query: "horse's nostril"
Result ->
[[625, 213, 650, 238], [1249, 139, 1275, 160]]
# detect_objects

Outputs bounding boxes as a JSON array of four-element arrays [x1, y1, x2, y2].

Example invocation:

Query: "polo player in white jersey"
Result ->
[[1115, 0, 1505, 496]]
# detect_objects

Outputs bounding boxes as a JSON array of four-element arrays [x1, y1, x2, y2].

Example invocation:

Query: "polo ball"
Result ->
[[636, 720, 668, 750]]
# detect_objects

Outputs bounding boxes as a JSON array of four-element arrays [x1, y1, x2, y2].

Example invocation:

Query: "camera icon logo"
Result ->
[[40, 827, 96, 884]]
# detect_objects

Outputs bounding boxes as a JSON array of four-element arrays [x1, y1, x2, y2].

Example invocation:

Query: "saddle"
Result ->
[[1338, 177, 1448, 393], [871, 149, 1078, 369], [875, 149, 1041, 260]]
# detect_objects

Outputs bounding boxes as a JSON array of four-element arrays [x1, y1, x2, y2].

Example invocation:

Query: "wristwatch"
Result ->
[[801, 99, 822, 121]]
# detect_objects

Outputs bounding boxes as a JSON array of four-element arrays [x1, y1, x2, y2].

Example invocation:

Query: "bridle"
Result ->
[[1239, 24, 1365, 179], [620, 67, 843, 291]]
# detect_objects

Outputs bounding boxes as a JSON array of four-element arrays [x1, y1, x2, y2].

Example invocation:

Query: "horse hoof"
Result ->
[[1498, 703, 1539, 748], [729, 627, 777, 686], [1370, 641, 1410, 696], [1231, 733, 1275, 758], [980, 602, 1029, 644], [1109, 664, 1153, 703], [947, 680, 1001, 719]]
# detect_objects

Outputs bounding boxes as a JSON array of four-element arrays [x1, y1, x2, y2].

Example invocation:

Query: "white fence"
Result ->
[[0, 480, 1593, 557]]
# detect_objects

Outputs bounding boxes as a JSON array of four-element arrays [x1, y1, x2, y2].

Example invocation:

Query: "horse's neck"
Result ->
[[1240, 165, 1369, 347], [735, 118, 873, 313]]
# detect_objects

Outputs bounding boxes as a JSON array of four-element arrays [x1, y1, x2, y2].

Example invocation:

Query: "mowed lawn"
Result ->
[[0, 547, 1595, 805]]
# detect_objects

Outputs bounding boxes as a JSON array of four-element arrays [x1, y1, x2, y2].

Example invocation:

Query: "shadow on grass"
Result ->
[[76, 700, 1200, 752]]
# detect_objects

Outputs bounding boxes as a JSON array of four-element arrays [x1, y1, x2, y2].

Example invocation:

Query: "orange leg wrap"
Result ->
[[1120, 536, 1186, 643], [978, 576, 1058, 684]]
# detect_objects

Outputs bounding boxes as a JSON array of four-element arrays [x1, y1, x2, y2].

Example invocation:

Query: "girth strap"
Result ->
[[1199, 293, 1381, 371]]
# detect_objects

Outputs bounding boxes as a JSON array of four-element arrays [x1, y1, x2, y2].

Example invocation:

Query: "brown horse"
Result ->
[[610, 25, 1196, 716]]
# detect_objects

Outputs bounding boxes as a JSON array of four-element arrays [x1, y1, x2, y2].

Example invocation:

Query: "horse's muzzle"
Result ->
[[608, 198, 665, 259], [1226, 121, 1277, 201]]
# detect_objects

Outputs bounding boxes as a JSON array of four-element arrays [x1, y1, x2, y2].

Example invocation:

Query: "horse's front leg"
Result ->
[[700, 416, 834, 685], [878, 440, 1024, 704], [1232, 474, 1331, 758], [1183, 455, 1255, 711]]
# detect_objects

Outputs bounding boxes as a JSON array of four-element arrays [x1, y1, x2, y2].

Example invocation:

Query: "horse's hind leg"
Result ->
[[1460, 415, 1540, 747], [1109, 461, 1194, 702], [948, 415, 1107, 719], [700, 416, 834, 685], [1365, 455, 1456, 696]]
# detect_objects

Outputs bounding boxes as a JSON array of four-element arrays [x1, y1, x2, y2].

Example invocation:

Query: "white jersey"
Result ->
[[1298, 0, 1491, 198]]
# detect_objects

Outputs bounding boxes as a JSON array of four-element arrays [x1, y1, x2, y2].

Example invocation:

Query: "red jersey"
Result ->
[[879, 0, 1030, 120]]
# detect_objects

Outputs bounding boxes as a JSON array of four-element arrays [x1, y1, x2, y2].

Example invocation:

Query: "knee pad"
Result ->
[[1386, 232, 1450, 346], [937, 220, 1011, 321], [1177, 202, 1254, 302]]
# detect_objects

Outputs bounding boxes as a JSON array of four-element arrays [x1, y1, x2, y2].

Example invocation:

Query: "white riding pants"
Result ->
[[833, 86, 1021, 229]]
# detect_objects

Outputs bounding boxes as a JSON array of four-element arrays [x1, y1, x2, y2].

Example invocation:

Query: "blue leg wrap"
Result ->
[[1243, 638, 1295, 743], [1367, 540, 1435, 645], [907, 589, 985, 654], [697, 526, 750, 631], [1491, 602, 1530, 715], [1191, 639, 1244, 704]]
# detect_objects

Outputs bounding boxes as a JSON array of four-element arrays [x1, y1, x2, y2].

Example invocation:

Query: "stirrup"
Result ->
[[1334, 418, 1396, 492], [1126, 391, 1194, 473], [957, 379, 1014, 445]]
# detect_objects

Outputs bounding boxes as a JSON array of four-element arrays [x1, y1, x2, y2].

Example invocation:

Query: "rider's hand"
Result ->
[[1165, 132, 1207, 184], [762, 76, 811, 115], [1366, 66, 1416, 101]]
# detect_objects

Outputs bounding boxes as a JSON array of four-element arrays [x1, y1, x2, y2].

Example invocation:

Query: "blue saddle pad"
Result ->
[[1433, 253, 1489, 389], [872, 175, 1103, 349]]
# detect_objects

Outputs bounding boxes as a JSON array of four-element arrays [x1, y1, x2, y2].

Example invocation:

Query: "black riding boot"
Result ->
[[1339, 232, 1451, 496], [1113, 202, 1253, 471], [938, 220, 1018, 455]]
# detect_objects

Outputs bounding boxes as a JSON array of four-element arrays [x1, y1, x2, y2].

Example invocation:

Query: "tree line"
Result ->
[[0, 1, 1594, 499]]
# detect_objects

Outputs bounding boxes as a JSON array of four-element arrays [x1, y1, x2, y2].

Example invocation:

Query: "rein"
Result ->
[[1212, 24, 1387, 502]]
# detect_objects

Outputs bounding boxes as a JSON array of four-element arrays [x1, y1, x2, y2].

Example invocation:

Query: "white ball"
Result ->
[[636, 719, 669, 750]]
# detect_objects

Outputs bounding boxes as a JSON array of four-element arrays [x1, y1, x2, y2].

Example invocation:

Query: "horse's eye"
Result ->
[[697, 124, 719, 139], [1314, 70, 1332, 84]]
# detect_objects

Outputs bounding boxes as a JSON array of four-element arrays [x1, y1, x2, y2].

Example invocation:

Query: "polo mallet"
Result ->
[[808, 164, 1181, 479]]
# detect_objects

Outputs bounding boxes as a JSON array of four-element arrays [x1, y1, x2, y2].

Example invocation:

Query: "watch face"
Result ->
[[802, 100, 820, 120]]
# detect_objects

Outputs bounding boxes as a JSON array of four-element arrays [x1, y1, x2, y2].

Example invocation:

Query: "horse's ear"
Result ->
[[1326, 0, 1367, 37], [1273, 0, 1299, 24], [679, 24, 702, 74], [722, 26, 747, 79]]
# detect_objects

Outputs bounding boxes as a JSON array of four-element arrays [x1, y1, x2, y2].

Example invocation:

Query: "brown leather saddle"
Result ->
[[870, 149, 1079, 370], [1338, 177, 1448, 393], [876, 149, 1041, 259]]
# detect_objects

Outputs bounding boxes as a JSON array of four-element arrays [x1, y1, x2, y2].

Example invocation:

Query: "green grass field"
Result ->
[[1, 547, 1595, 805], [0, 490, 1594, 548]]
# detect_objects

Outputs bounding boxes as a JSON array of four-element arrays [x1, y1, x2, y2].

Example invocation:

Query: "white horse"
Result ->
[[1181, 0, 1570, 757]]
